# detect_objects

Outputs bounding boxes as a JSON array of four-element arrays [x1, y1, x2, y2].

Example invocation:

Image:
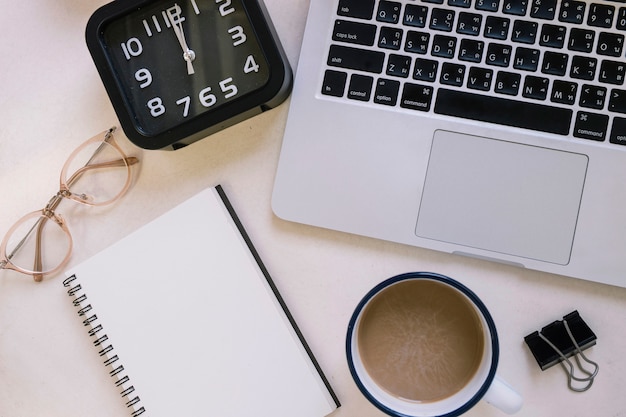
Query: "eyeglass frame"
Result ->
[[0, 127, 139, 282]]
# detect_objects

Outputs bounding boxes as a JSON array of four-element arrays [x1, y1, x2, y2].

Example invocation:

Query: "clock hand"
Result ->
[[167, 5, 195, 75]]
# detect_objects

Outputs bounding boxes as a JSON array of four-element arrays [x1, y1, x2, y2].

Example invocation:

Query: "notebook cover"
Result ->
[[63, 185, 339, 416]]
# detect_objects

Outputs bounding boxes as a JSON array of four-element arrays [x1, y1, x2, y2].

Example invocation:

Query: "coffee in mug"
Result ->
[[347, 272, 522, 416]]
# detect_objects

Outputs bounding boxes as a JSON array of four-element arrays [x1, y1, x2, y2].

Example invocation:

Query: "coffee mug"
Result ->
[[346, 272, 523, 416]]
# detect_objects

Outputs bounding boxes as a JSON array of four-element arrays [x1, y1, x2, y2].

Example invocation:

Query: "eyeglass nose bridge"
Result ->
[[43, 190, 70, 214]]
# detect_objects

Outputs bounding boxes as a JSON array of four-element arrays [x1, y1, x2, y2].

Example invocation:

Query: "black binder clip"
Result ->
[[524, 310, 598, 392]]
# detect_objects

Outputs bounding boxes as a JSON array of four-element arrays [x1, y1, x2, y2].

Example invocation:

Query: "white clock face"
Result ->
[[102, 0, 271, 137]]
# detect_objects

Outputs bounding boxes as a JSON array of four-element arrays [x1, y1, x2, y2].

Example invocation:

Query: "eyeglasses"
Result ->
[[0, 127, 139, 282]]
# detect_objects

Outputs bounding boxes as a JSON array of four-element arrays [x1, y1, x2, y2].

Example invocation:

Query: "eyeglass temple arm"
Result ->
[[33, 218, 47, 282]]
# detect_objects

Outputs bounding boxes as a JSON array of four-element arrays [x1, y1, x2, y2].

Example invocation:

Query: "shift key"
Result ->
[[328, 45, 385, 74]]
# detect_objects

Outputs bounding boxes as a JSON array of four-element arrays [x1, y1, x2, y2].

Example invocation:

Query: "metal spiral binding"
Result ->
[[63, 275, 146, 416]]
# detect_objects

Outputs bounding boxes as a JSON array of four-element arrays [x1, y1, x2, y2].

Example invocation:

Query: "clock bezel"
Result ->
[[86, 0, 292, 150]]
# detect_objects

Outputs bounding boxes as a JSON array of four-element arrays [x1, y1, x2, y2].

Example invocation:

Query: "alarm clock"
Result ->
[[86, 0, 292, 150]]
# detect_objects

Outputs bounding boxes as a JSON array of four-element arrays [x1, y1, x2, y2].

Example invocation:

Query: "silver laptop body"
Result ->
[[273, 0, 626, 288]]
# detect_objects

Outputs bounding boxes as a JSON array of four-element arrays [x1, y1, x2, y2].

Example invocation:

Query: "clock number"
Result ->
[[199, 87, 217, 108], [166, 4, 184, 26], [244, 55, 260, 73], [147, 97, 166, 117], [216, 0, 235, 16], [228, 26, 246, 47], [135, 68, 153, 88], [220, 77, 238, 99], [176, 96, 191, 117], [121, 37, 143, 60]]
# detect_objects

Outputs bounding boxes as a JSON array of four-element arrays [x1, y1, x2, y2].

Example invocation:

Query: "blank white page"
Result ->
[[65, 186, 338, 417]]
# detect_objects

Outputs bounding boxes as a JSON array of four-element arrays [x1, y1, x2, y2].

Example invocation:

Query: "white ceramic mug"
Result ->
[[346, 272, 523, 416]]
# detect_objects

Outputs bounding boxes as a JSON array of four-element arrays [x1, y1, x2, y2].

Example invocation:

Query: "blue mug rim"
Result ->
[[346, 272, 499, 417]]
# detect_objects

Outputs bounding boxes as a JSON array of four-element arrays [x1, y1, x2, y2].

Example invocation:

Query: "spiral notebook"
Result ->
[[63, 185, 339, 417]]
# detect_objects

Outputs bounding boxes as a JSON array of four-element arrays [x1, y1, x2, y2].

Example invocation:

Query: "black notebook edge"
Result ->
[[215, 185, 341, 409]]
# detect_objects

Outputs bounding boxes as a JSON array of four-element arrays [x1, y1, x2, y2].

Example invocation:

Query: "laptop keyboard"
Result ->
[[322, 0, 626, 145]]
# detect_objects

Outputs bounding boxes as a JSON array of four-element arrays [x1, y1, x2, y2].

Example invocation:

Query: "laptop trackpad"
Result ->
[[415, 130, 588, 265]]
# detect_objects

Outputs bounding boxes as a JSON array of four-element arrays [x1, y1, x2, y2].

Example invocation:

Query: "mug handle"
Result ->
[[482, 376, 523, 414]]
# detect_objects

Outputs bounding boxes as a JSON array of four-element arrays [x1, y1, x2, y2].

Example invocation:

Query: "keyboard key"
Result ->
[[539, 24, 566, 48], [459, 39, 485, 62], [511, 20, 538, 44], [551, 80, 578, 105], [413, 58, 439, 82], [599, 60, 626, 85], [403, 4, 429, 27], [379, 27, 404, 50], [522, 75, 549, 100], [609, 89, 626, 113], [400, 83, 434, 111], [610, 117, 626, 145], [476, 0, 501, 12], [347, 74, 374, 101], [457, 12, 483, 35], [570, 56, 597, 80], [440, 62, 466, 86], [337, 0, 376, 20], [434, 89, 572, 134], [617, 8, 626, 31], [568, 28, 595, 53], [530, 0, 557, 20], [559, 0, 586, 24], [467, 67, 494, 90], [449, 0, 472, 8], [332, 20, 377, 46], [484, 16, 511, 39], [495, 71, 522, 95], [430, 8, 456, 31], [597, 32, 625, 57], [486, 43, 512, 67], [573, 111, 609, 141], [588, 3, 615, 28], [579, 84, 607, 109], [387, 54, 412, 78], [513, 47, 540, 71], [374, 78, 401, 105], [328, 45, 385, 73], [405, 31, 430, 54], [377, 1, 402, 23], [322, 70, 348, 97], [541, 51, 568, 76], [432, 35, 457, 58], [503, 0, 528, 16]]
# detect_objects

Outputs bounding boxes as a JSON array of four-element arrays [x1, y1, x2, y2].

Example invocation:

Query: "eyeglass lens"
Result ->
[[3, 211, 72, 276], [61, 136, 132, 206]]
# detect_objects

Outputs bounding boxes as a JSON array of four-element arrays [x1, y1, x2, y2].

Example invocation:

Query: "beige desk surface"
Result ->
[[1, 1, 625, 416]]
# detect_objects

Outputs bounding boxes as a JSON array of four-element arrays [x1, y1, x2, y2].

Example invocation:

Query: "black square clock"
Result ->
[[86, 0, 292, 150]]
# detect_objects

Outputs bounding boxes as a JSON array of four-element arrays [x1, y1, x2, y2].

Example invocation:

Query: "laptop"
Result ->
[[272, 0, 626, 288]]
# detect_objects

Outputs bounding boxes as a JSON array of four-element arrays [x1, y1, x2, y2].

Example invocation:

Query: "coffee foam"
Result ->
[[357, 279, 485, 402]]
